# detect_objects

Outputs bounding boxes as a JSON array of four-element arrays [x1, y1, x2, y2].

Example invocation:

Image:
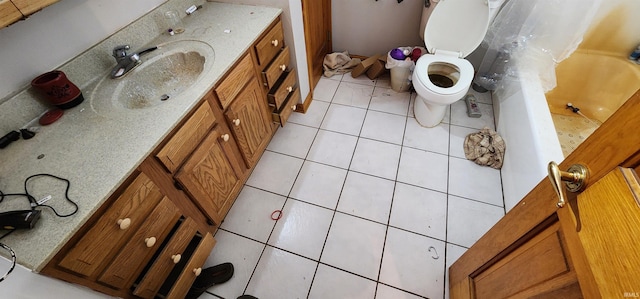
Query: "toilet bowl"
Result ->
[[413, 0, 497, 127]]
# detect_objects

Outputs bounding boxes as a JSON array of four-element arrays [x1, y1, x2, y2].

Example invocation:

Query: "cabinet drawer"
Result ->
[[262, 46, 290, 89], [156, 100, 216, 173], [254, 20, 284, 67], [98, 197, 181, 289], [268, 69, 297, 110], [164, 233, 216, 299], [272, 87, 300, 127], [58, 173, 164, 277], [215, 54, 254, 110], [0, 0, 22, 28], [134, 217, 199, 298]]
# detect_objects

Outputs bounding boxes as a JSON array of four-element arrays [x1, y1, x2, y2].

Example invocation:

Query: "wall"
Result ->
[[332, 0, 424, 57], [0, 0, 166, 103], [578, 0, 640, 55]]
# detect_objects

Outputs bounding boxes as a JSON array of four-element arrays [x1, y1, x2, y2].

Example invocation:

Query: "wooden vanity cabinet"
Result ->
[[0, 0, 58, 28]]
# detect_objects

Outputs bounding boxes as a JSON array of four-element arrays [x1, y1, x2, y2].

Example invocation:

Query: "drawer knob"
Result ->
[[221, 134, 230, 142], [286, 86, 293, 93], [144, 237, 157, 248], [233, 119, 241, 126], [117, 218, 131, 230], [271, 39, 279, 47], [193, 267, 202, 276], [291, 105, 297, 111], [279, 64, 286, 71], [171, 254, 182, 264]]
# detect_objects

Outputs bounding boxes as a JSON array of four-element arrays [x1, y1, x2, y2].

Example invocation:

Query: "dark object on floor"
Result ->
[[237, 296, 258, 299], [185, 263, 234, 299]]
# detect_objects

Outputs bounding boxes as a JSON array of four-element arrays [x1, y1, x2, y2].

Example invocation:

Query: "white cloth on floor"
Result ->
[[323, 51, 361, 77]]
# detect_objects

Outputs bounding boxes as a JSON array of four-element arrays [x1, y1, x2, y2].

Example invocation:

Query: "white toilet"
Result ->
[[413, 0, 499, 127]]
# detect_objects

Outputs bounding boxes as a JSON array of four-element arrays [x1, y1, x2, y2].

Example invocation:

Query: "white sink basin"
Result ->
[[89, 40, 215, 113]]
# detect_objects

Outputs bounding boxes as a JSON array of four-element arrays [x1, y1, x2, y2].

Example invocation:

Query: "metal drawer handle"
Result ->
[[144, 237, 156, 248], [171, 254, 181, 264], [279, 64, 286, 71], [547, 161, 589, 208], [117, 218, 131, 230], [271, 39, 279, 47]]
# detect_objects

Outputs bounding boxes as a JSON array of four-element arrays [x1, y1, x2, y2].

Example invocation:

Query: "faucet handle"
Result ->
[[112, 45, 130, 59]]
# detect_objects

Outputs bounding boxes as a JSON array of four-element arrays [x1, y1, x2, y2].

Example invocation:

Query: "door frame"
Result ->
[[301, 0, 332, 112]]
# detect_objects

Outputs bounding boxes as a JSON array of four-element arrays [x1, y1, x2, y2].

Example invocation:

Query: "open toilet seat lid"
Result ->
[[425, 0, 490, 58]]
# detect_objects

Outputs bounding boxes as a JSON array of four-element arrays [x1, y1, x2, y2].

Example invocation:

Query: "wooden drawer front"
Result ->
[[254, 20, 284, 67], [0, 0, 22, 28], [215, 54, 254, 110], [58, 173, 163, 277], [262, 46, 290, 89], [98, 197, 181, 289], [165, 233, 216, 299], [156, 100, 216, 174], [272, 87, 300, 127], [11, 0, 58, 15], [134, 218, 199, 298], [268, 69, 297, 110], [176, 127, 242, 224]]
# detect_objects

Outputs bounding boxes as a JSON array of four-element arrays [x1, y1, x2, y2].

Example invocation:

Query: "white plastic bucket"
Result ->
[[390, 66, 411, 92]]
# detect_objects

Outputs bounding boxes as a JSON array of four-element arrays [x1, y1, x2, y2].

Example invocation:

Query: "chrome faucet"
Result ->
[[110, 45, 158, 79]]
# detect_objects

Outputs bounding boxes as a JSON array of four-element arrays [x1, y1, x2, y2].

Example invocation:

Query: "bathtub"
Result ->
[[494, 49, 640, 211]]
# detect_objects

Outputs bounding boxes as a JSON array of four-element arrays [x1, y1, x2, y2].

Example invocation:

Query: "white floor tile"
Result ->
[[337, 171, 395, 224], [266, 123, 317, 159], [448, 157, 503, 206], [468, 89, 492, 105], [313, 77, 340, 102], [390, 183, 447, 240], [375, 73, 392, 89], [204, 230, 264, 299], [403, 119, 449, 155], [306, 129, 358, 169], [342, 73, 376, 86], [447, 195, 505, 248], [308, 264, 377, 299], [350, 138, 401, 180], [288, 100, 329, 128], [326, 73, 343, 81], [449, 125, 479, 159], [321, 213, 386, 280], [268, 199, 333, 260], [290, 161, 347, 209], [245, 246, 317, 299], [220, 186, 286, 242], [379, 227, 445, 298], [445, 243, 468, 299], [246, 151, 303, 196], [450, 100, 495, 130], [320, 104, 367, 136], [369, 87, 411, 116], [397, 147, 448, 193], [332, 82, 374, 108], [376, 284, 423, 299], [360, 110, 407, 145]]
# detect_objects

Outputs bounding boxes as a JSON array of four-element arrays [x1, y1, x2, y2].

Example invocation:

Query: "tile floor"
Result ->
[[200, 73, 506, 299]]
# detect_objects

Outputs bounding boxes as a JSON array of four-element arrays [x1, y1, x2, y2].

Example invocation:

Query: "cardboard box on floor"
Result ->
[[366, 56, 387, 80], [351, 54, 381, 78]]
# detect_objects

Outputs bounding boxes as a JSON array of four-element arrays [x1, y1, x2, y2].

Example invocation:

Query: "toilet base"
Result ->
[[414, 95, 448, 127]]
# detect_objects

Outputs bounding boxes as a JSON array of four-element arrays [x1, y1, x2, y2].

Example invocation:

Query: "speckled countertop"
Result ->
[[0, 1, 280, 271]]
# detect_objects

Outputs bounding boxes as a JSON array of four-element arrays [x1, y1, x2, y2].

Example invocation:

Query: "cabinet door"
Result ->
[[0, 0, 22, 28], [225, 79, 272, 168], [175, 127, 242, 224]]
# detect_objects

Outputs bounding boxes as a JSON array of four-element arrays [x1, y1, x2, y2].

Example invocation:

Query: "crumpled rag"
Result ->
[[323, 51, 361, 77], [464, 127, 506, 169]]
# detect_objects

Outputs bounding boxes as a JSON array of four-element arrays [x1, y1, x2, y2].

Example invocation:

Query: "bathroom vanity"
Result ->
[[0, 2, 298, 298]]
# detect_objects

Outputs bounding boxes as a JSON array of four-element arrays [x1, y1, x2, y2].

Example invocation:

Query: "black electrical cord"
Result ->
[[0, 173, 79, 218]]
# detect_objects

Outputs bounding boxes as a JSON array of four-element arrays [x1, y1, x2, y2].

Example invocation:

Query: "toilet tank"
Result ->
[[419, 0, 506, 41]]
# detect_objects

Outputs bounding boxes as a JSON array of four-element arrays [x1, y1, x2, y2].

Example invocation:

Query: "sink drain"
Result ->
[[160, 94, 170, 101]]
